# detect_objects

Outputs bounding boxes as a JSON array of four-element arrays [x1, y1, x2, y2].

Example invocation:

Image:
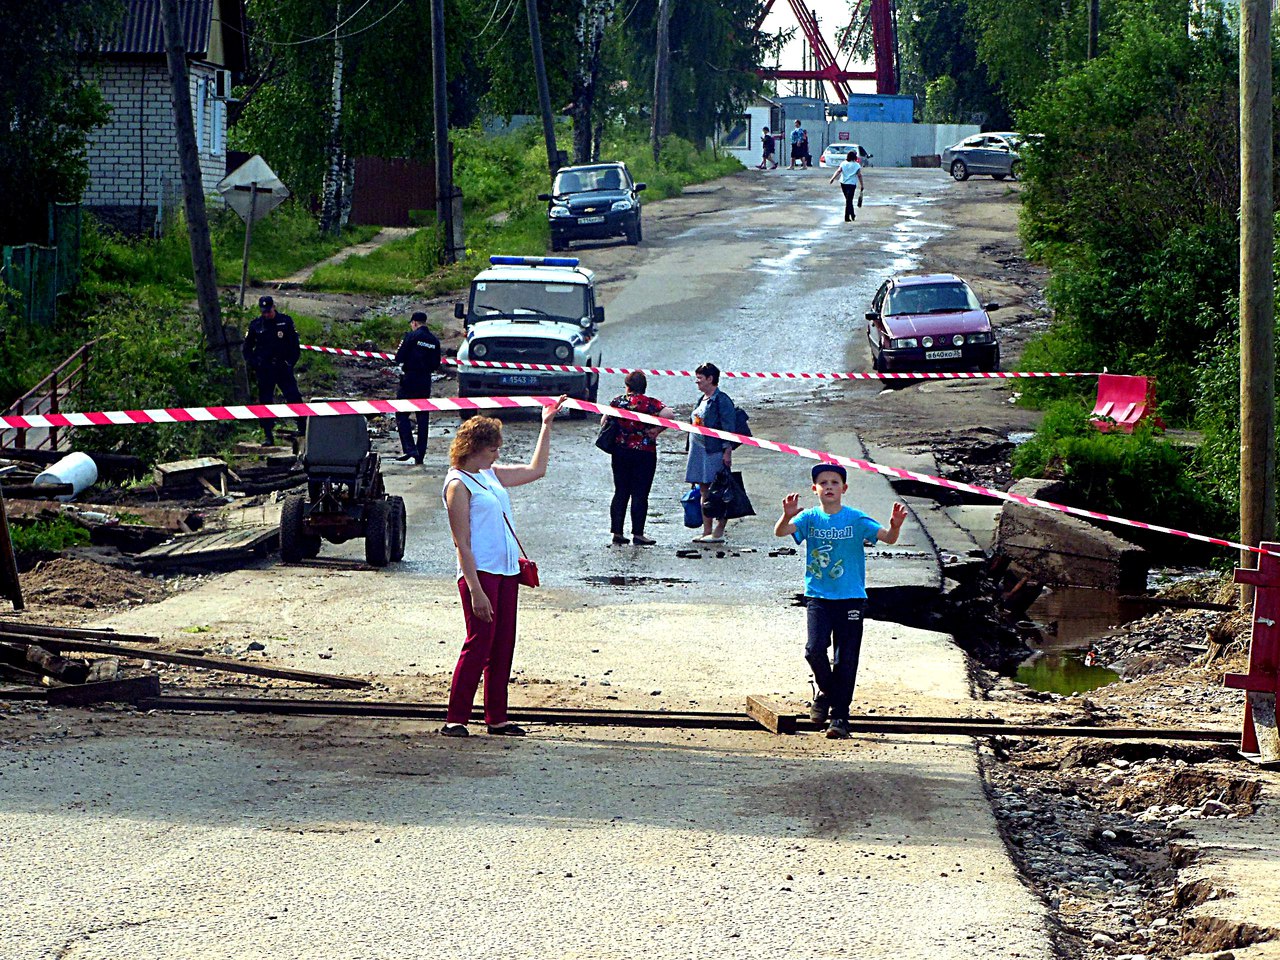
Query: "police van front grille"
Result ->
[[478, 338, 567, 364]]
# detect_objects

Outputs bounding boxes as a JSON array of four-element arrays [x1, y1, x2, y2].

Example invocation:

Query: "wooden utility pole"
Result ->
[[1087, 0, 1099, 58], [526, 0, 560, 176], [1240, 0, 1276, 586], [651, 0, 671, 165], [430, 0, 455, 263], [159, 0, 230, 365]]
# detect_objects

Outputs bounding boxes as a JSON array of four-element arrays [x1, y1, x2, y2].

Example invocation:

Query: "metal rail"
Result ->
[[3, 339, 96, 451], [0, 692, 1224, 742]]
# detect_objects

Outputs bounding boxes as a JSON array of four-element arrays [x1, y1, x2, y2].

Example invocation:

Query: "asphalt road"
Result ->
[[2, 168, 1055, 960]]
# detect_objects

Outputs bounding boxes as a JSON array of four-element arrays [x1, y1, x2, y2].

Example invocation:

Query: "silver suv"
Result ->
[[453, 255, 604, 418]]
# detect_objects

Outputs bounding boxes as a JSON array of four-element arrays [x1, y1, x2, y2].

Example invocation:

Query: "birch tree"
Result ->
[[570, 0, 617, 164]]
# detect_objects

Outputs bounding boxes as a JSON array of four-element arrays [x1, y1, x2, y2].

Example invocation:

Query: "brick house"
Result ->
[[83, 0, 247, 234]]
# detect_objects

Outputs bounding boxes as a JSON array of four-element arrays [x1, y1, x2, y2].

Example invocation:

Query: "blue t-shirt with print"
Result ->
[[791, 506, 883, 600]]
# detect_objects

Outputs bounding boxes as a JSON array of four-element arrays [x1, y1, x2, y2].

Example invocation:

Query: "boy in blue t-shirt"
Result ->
[[773, 462, 907, 739]]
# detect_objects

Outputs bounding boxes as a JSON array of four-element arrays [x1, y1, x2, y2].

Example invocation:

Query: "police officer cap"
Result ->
[[410, 311, 428, 324], [258, 295, 274, 309]]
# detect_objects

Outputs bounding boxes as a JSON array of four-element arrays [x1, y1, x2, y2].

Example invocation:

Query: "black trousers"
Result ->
[[805, 597, 867, 722], [396, 376, 431, 460], [609, 448, 658, 536], [841, 183, 858, 221], [255, 366, 302, 442]]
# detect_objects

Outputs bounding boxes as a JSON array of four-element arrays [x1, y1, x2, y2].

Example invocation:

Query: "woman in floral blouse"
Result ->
[[603, 370, 673, 545]]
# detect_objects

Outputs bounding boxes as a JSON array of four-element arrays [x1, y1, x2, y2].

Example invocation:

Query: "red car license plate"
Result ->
[[925, 349, 963, 360]]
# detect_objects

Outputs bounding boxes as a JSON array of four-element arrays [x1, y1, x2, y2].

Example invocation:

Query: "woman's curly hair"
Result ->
[[449, 416, 503, 467]]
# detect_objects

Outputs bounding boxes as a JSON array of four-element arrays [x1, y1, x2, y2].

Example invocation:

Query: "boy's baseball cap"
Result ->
[[811, 462, 847, 483]]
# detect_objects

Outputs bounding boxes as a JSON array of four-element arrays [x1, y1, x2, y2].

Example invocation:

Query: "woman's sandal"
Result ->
[[440, 723, 469, 738], [632, 535, 657, 546], [611, 534, 628, 545]]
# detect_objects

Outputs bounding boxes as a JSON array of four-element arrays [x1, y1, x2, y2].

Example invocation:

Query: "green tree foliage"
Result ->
[[1014, 2, 1245, 420], [895, 0, 1009, 127], [0, 0, 120, 244]]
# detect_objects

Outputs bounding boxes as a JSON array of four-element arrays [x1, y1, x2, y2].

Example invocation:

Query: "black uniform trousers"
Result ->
[[396, 375, 432, 461], [255, 365, 302, 443]]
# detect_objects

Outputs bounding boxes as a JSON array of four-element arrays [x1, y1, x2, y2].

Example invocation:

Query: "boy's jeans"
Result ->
[[805, 597, 867, 722]]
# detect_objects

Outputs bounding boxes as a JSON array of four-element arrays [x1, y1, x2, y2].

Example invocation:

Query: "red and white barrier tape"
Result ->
[[299, 343, 1099, 381], [0, 392, 1268, 559]]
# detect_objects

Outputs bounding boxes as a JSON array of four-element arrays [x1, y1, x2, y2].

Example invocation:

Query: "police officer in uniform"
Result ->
[[393, 311, 442, 464], [243, 295, 302, 445]]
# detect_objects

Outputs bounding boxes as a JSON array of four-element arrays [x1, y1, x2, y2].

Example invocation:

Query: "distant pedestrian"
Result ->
[[758, 127, 778, 170], [243, 295, 301, 445], [828, 150, 865, 223], [441, 396, 567, 738], [392, 311, 442, 464], [773, 462, 907, 739], [603, 371, 673, 546], [800, 126, 813, 167], [790, 120, 805, 169], [686, 362, 739, 544]]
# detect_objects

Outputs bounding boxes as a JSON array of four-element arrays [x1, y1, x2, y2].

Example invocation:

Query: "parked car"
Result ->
[[941, 132, 1024, 182], [453, 255, 604, 418], [538, 162, 645, 250], [818, 142, 871, 168], [866, 273, 1000, 372]]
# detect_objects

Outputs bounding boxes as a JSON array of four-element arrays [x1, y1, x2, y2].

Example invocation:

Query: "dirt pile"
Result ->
[[21, 557, 166, 609]]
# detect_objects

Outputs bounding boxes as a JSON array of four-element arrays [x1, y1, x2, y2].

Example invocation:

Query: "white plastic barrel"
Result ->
[[34, 452, 98, 502]]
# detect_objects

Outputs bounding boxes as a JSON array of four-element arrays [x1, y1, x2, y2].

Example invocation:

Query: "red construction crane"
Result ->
[[756, 0, 897, 102]]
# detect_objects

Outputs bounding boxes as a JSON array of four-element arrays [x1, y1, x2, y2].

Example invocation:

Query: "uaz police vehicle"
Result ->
[[453, 256, 604, 418]]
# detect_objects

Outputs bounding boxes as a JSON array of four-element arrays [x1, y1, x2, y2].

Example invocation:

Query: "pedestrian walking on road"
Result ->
[[773, 463, 906, 739], [686, 362, 739, 544], [758, 127, 778, 170], [441, 397, 566, 738], [243, 295, 302, 445], [789, 120, 805, 169], [829, 150, 865, 223], [603, 371, 673, 546], [392, 311, 441, 464]]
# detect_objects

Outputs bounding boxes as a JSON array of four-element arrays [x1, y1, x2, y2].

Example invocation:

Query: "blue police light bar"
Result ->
[[489, 255, 580, 268]]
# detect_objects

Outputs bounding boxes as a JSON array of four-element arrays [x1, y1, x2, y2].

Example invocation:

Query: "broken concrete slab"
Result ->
[[996, 478, 1148, 590]]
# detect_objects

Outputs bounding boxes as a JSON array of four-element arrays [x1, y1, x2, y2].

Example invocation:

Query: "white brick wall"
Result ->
[[84, 60, 227, 212]]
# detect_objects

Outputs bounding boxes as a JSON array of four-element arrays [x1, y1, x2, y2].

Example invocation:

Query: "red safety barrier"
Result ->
[[1225, 547, 1280, 765], [1090, 374, 1164, 433]]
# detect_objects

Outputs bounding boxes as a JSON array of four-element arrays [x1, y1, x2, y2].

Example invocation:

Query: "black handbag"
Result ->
[[595, 416, 619, 453], [703, 468, 734, 520], [724, 470, 755, 520]]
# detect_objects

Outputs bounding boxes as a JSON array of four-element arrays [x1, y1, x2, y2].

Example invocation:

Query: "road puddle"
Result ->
[[580, 575, 691, 588], [1012, 586, 1147, 693]]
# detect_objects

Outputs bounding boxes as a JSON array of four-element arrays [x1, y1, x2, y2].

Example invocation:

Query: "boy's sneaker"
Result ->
[[809, 691, 829, 726], [825, 719, 850, 740]]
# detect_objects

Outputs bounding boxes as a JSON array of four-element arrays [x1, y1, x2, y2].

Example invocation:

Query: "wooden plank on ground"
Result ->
[[2, 500, 201, 533], [746, 695, 797, 735], [133, 526, 278, 566], [47, 674, 160, 707], [24, 644, 90, 683], [154, 457, 227, 491], [0, 634, 369, 689]]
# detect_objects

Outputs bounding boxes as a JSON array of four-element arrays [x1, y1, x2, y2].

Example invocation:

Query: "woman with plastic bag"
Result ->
[[600, 370, 673, 546], [685, 362, 740, 543]]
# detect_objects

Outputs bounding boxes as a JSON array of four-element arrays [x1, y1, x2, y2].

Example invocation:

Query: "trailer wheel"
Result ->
[[388, 496, 407, 562], [364, 500, 390, 568], [280, 494, 321, 563]]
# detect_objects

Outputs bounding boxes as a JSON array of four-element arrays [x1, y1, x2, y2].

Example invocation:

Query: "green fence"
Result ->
[[0, 203, 82, 325]]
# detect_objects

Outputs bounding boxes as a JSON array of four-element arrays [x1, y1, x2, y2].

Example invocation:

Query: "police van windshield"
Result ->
[[884, 283, 980, 316], [471, 281, 588, 322]]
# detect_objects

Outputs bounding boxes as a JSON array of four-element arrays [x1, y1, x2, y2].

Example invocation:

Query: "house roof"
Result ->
[[97, 0, 246, 71]]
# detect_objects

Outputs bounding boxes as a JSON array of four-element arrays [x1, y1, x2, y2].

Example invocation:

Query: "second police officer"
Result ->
[[243, 295, 302, 445], [393, 311, 442, 464]]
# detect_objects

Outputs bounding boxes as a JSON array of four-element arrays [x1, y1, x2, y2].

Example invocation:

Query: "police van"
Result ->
[[453, 256, 604, 418]]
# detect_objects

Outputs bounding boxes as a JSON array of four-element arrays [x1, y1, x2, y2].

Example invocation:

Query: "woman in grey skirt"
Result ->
[[686, 361, 737, 543]]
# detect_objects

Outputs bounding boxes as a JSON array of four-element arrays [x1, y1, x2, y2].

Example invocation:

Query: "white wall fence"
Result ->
[[721, 115, 981, 169]]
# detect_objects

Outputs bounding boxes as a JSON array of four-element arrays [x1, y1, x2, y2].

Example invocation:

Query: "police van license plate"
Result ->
[[925, 349, 963, 360], [577, 216, 605, 224], [500, 374, 539, 386]]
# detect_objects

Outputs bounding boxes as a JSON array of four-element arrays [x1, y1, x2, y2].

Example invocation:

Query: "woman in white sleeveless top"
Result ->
[[440, 398, 565, 736]]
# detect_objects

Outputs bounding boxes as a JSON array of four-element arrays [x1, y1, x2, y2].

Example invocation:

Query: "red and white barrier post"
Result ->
[[1225, 545, 1280, 765]]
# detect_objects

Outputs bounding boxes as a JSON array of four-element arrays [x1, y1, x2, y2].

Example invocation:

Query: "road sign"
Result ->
[[217, 156, 289, 225]]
